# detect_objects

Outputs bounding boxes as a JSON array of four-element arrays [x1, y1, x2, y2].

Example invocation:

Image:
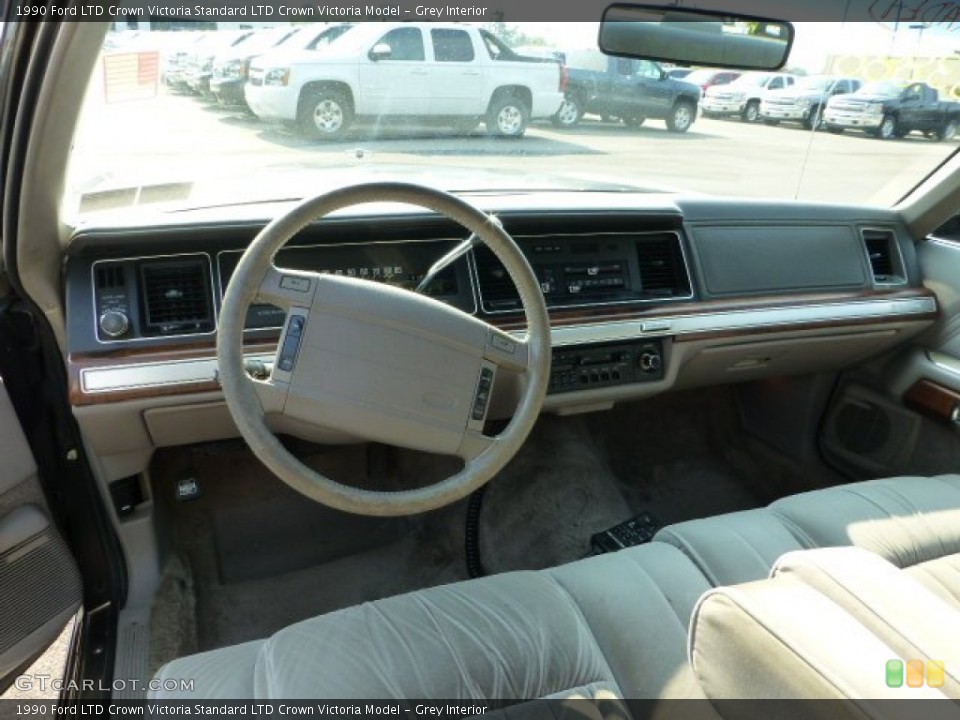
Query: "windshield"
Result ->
[[793, 76, 833, 92], [67, 21, 959, 219], [857, 81, 905, 98], [229, 27, 299, 54], [729, 73, 773, 88], [683, 70, 719, 85]]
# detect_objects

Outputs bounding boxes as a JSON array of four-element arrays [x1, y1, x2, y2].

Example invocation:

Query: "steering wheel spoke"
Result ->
[[250, 375, 288, 415], [484, 327, 529, 373], [256, 265, 319, 311], [458, 430, 496, 462]]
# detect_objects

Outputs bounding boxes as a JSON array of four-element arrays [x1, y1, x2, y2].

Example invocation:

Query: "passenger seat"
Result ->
[[655, 474, 960, 604]]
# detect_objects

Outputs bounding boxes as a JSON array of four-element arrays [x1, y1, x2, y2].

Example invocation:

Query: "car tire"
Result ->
[[623, 115, 646, 128], [936, 119, 958, 141], [666, 101, 695, 133], [487, 94, 530, 137], [877, 114, 898, 140], [804, 105, 824, 131], [552, 94, 584, 128], [742, 101, 760, 123], [298, 88, 353, 140]]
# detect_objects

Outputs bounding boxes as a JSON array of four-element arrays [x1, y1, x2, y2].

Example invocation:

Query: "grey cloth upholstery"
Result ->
[[654, 509, 805, 586], [906, 554, 960, 606], [690, 573, 947, 704], [656, 475, 960, 588], [153, 640, 264, 699], [153, 474, 960, 701], [772, 547, 960, 698], [152, 543, 710, 700]]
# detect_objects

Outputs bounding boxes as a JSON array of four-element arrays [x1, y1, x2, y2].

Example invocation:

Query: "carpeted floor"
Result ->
[[147, 386, 814, 673]]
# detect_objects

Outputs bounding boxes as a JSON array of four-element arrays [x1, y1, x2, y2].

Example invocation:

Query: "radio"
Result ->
[[549, 340, 665, 394]]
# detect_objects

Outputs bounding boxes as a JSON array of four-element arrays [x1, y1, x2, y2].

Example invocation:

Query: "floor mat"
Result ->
[[214, 493, 406, 584], [197, 534, 464, 649], [585, 387, 775, 525], [150, 442, 470, 655], [478, 414, 632, 573]]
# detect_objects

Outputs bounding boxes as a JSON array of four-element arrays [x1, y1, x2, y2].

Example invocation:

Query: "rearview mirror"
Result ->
[[599, 4, 794, 71]]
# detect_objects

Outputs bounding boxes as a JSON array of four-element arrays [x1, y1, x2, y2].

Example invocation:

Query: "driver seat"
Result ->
[[151, 542, 712, 700]]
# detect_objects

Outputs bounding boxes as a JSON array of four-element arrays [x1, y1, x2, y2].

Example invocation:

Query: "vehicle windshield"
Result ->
[[793, 76, 833, 91], [229, 26, 299, 54], [857, 81, 905, 97], [683, 69, 720, 85], [729, 73, 773, 87], [66, 21, 959, 220]]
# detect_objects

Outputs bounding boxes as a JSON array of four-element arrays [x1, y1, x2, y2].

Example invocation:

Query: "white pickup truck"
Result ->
[[245, 23, 566, 139]]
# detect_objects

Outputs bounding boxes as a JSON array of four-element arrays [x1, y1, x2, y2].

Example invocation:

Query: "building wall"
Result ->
[[825, 54, 960, 99]]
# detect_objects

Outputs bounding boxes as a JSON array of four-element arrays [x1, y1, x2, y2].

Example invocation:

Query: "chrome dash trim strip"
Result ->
[[524, 296, 938, 347], [81, 353, 274, 393], [77, 297, 935, 395]]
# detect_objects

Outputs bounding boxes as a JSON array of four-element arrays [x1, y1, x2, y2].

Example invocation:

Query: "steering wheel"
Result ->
[[217, 182, 551, 516]]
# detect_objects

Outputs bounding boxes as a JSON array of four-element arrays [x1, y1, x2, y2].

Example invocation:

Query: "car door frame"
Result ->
[[359, 26, 431, 117], [631, 59, 673, 119], [898, 83, 927, 131], [0, 19, 126, 699], [426, 27, 486, 116]]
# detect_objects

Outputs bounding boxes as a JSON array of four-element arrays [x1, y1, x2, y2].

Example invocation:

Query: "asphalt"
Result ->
[[69, 88, 956, 213]]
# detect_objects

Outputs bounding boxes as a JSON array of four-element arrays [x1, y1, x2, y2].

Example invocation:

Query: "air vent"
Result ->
[[95, 264, 125, 290], [474, 246, 521, 311], [636, 234, 691, 297], [139, 257, 214, 336], [861, 228, 904, 285]]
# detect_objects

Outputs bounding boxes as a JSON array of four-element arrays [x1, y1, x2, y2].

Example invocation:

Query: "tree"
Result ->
[[484, 21, 547, 48]]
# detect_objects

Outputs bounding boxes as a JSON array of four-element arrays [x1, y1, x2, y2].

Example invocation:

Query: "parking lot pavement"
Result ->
[[70, 90, 955, 211]]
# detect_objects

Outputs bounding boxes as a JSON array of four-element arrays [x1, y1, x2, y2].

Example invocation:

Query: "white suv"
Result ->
[[700, 71, 796, 122], [245, 23, 565, 139]]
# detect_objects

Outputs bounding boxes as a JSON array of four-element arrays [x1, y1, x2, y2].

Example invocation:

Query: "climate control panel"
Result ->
[[549, 340, 665, 394]]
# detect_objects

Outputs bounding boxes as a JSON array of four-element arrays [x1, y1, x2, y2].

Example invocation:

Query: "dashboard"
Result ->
[[62, 193, 939, 479]]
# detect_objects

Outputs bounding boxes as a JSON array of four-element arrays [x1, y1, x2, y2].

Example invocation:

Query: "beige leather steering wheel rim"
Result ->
[[217, 182, 551, 516]]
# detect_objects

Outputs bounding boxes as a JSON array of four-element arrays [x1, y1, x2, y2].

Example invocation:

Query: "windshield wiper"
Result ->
[[416, 215, 501, 293]]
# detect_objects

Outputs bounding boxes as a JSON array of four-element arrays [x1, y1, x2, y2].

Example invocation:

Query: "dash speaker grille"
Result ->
[[835, 401, 892, 457]]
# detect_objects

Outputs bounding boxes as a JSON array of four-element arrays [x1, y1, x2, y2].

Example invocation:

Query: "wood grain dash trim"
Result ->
[[904, 379, 960, 426]]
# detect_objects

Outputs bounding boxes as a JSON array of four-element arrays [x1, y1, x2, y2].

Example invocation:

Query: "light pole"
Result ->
[[908, 23, 929, 79]]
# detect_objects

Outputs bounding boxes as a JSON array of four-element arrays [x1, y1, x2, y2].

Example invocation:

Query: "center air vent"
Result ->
[[138, 257, 214, 336], [861, 228, 905, 285], [95, 264, 125, 290], [636, 234, 691, 298]]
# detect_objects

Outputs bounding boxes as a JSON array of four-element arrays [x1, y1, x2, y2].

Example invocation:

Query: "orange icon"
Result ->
[[906, 659, 925, 688]]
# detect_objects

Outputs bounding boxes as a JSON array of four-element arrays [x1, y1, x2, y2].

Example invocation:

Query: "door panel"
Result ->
[[427, 29, 485, 115], [820, 236, 960, 479], [359, 27, 429, 116], [633, 60, 673, 118], [0, 379, 82, 688]]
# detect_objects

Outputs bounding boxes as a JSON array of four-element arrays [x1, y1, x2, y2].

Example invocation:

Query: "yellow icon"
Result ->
[[906, 660, 925, 688], [927, 661, 945, 688]]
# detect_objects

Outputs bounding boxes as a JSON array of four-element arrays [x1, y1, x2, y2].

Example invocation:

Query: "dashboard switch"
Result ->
[[99, 310, 130, 339], [639, 352, 663, 373]]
